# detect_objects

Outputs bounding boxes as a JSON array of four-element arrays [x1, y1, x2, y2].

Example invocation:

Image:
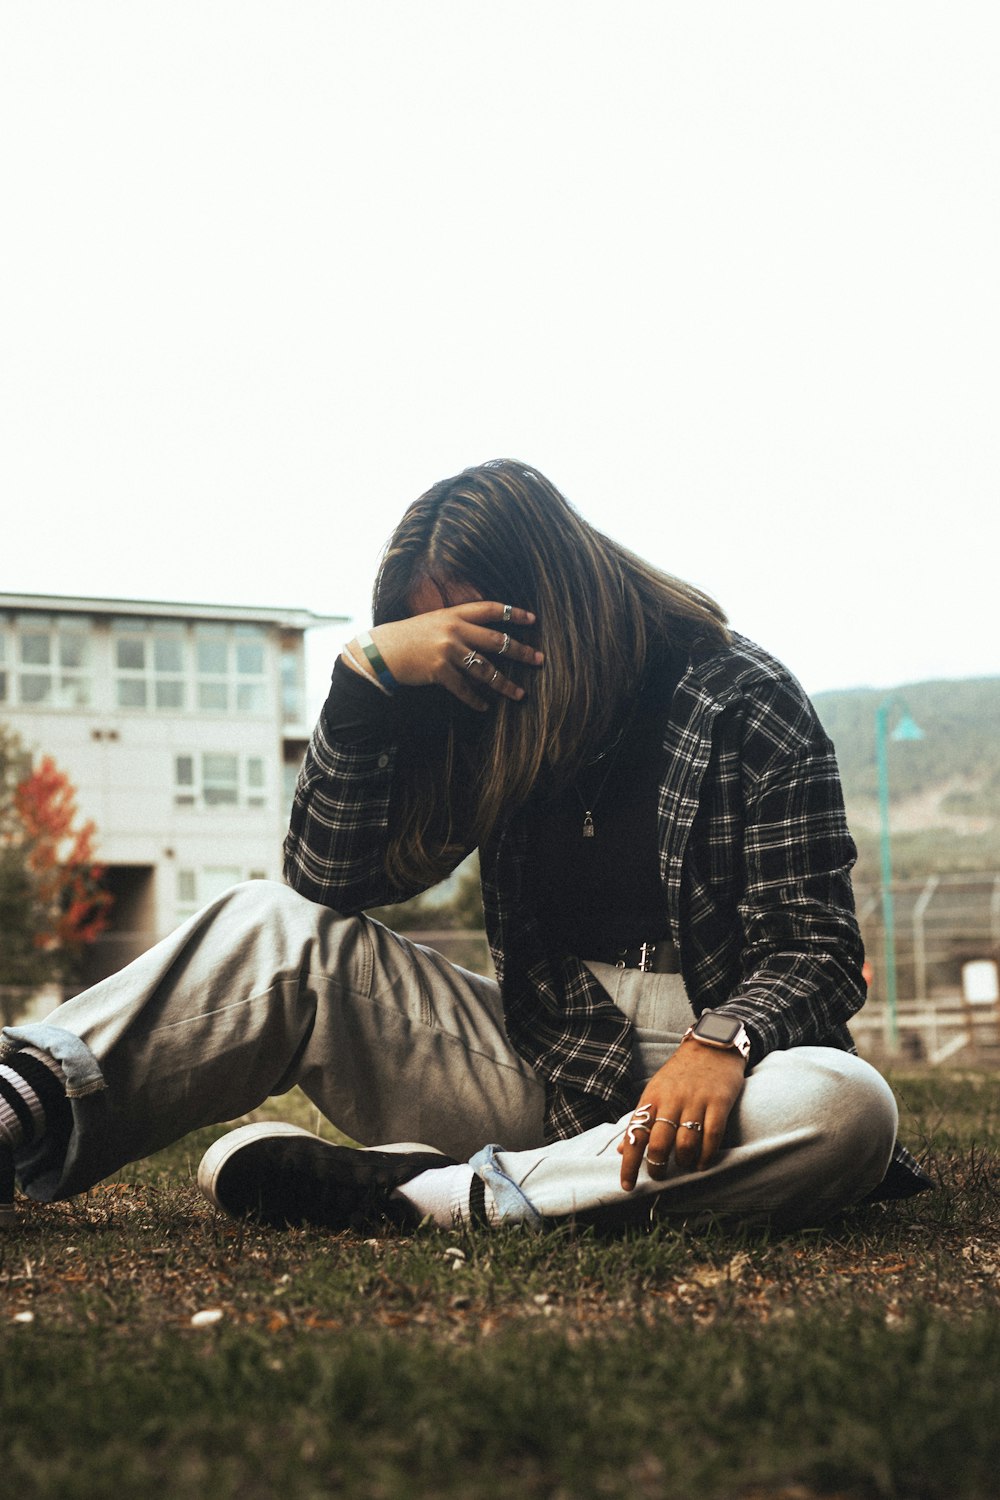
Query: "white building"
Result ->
[[0, 592, 345, 982]]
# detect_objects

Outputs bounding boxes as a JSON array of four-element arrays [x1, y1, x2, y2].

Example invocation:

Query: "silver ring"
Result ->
[[655, 1116, 680, 1129], [646, 1155, 670, 1169], [462, 650, 485, 672], [489, 668, 499, 686], [625, 1103, 655, 1147], [498, 632, 510, 656], [501, 603, 513, 623], [679, 1120, 703, 1133]]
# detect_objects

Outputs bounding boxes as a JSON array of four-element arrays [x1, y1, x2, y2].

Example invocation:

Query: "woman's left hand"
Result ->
[[617, 1041, 748, 1190]]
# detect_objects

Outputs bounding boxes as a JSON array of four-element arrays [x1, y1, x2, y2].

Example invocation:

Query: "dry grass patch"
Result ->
[[1, 1070, 997, 1500]]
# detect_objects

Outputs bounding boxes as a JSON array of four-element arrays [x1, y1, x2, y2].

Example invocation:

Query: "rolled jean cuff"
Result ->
[[1, 1024, 112, 1202], [469, 1143, 543, 1227], [1, 1023, 108, 1098]]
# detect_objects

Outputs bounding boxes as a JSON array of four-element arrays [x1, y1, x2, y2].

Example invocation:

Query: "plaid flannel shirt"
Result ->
[[284, 633, 928, 1196]]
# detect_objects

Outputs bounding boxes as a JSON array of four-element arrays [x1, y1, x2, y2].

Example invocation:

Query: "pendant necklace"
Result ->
[[577, 765, 615, 838], [573, 708, 635, 838]]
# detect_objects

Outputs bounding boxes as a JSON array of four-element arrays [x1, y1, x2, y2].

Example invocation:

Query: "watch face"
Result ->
[[695, 1012, 743, 1046]]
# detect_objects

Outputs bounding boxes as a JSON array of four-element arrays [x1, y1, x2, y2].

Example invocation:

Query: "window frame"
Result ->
[[173, 751, 270, 810]]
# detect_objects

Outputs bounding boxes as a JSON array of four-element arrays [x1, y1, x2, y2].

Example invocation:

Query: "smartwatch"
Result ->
[[683, 1010, 752, 1062]]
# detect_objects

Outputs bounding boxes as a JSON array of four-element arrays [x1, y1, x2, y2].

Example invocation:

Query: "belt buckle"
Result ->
[[614, 936, 659, 972], [614, 942, 656, 972]]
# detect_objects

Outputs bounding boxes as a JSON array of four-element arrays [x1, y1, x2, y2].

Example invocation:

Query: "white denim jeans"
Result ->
[[0, 880, 898, 1227]]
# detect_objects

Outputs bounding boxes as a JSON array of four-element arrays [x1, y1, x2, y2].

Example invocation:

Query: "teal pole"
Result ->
[[875, 698, 898, 1051], [875, 696, 924, 1054]]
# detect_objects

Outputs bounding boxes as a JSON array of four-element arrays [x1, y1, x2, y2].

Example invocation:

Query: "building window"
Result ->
[[4, 611, 278, 717], [196, 627, 227, 710], [176, 868, 198, 918], [21, 629, 51, 701], [114, 621, 187, 710], [174, 753, 269, 809], [11, 616, 93, 708], [174, 755, 196, 806], [203, 753, 239, 806], [280, 639, 305, 724], [152, 636, 186, 708], [177, 866, 243, 922], [246, 755, 266, 807], [196, 625, 268, 714]]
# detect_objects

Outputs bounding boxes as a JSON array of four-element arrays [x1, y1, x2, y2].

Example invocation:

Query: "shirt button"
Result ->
[[376, 753, 390, 769]]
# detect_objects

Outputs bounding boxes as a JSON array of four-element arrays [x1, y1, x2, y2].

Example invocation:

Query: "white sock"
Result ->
[[392, 1163, 497, 1227]]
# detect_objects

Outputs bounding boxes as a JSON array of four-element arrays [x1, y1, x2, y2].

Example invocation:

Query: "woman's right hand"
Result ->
[[365, 601, 543, 712]]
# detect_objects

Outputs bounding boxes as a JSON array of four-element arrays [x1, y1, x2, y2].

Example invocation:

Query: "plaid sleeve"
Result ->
[[711, 678, 867, 1061], [283, 711, 421, 912]]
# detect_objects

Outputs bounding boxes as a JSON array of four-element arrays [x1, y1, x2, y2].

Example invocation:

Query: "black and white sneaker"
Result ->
[[198, 1122, 456, 1230]]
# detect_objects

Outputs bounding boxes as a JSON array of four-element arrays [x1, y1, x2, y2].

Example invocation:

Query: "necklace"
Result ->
[[575, 764, 615, 838], [573, 710, 635, 838]]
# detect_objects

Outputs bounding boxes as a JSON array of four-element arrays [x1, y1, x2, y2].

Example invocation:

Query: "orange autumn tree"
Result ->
[[0, 727, 113, 985]]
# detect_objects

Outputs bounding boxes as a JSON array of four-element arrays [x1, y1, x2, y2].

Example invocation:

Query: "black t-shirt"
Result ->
[[322, 644, 686, 957], [522, 642, 685, 957]]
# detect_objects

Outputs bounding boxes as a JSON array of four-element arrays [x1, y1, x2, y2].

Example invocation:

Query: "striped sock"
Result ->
[[393, 1164, 498, 1228], [0, 1048, 69, 1226]]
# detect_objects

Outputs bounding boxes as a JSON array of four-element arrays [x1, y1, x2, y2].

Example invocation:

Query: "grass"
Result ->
[[1, 1071, 997, 1500]]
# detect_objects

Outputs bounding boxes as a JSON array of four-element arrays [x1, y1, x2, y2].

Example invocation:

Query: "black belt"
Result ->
[[587, 940, 679, 974]]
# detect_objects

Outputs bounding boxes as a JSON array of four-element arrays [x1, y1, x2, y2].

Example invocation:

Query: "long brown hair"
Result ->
[[373, 459, 729, 890]]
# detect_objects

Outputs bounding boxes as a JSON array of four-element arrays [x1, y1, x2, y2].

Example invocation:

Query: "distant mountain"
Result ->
[[812, 677, 1000, 883]]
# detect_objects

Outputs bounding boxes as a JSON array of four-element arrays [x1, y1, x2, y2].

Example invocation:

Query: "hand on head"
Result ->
[[354, 594, 544, 713]]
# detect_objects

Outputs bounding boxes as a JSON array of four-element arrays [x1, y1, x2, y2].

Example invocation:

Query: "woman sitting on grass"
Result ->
[[0, 460, 930, 1231]]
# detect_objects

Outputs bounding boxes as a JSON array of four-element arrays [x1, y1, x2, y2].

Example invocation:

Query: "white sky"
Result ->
[[2, 1, 997, 708]]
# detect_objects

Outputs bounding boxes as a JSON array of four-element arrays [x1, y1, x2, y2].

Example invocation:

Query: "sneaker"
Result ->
[[198, 1122, 456, 1230]]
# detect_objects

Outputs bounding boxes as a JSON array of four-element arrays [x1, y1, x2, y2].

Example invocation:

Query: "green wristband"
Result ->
[[356, 631, 398, 693]]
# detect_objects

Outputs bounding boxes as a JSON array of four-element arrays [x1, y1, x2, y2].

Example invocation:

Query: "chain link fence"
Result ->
[[4, 875, 998, 1065]]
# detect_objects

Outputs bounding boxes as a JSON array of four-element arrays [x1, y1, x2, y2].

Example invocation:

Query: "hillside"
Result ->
[[812, 676, 1000, 883]]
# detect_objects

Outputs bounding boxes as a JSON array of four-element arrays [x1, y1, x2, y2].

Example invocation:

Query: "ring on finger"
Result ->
[[646, 1155, 670, 1169], [462, 650, 485, 672], [488, 668, 499, 686], [655, 1116, 680, 1129], [679, 1120, 703, 1133], [498, 632, 510, 656], [501, 603, 513, 623], [625, 1103, 655, 1146]]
